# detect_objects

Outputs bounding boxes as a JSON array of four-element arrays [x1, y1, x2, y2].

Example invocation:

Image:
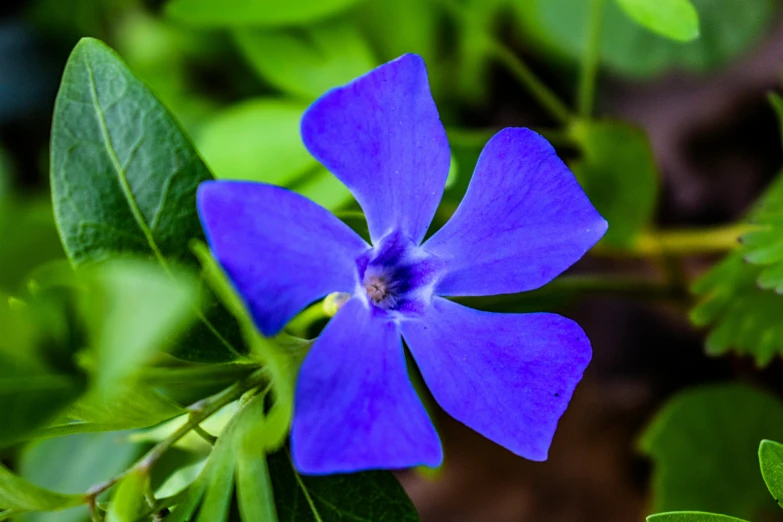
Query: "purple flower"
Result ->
[[197, 54, 607, 474]]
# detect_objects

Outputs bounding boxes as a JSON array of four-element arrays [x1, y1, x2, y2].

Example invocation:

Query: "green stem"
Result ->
[[578, 0, 606, 117], [489, 41, 573, 124], [593, 224, 751, 257], [84, 368, 268, 503]]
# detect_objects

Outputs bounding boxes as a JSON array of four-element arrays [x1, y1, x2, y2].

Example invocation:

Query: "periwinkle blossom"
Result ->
[[197, 54, 607, 474]]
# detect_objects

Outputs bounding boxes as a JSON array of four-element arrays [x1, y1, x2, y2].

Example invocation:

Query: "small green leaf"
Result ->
[[647, 513, 750, 522], [80, 259, 198, 393], [19, 432, 140, 522], [640, 384, 783, 519], [196, 99, 354, 211], [520, 0, 776, 78], [234, 19, 376, 100], [106, 470, 149, 522], [0, 463, 83, 514], [739, 99, 783, 292], [165, 0, 365, 27], [692, 174, 783, 365], [759, 439, 783, 506], [571, 120, 659, 247], [615, 0, 699, 42], [50, 37, 243, 362]]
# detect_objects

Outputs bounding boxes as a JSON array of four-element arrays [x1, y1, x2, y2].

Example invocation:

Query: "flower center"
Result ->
[[356, 231, 442, 314], [363, 275, 399, 309]]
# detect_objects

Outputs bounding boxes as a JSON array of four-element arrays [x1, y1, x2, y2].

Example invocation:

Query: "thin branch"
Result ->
[[578, 0, 606, 117]]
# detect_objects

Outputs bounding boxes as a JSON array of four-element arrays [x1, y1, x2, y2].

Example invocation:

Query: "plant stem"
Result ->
[[593, 224, 752, 257], [84, 368, 268, 504], [489, 41, 573, 124], [578, 0, 606, 117]]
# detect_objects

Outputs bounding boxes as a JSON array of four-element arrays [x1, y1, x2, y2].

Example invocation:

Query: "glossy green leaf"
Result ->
[[19, 432, 140, 522], [615, 0, 699, 42], [521, 0, 776, 78], [640, 384, 783, 519], [571, 120, 659, 247], [0, 463, 83, 514], [692, 174, 783, 365], [50, 37, 243, 362], [196, 99, 354, 211], [235, 19, 375, 101], [268, 450, 420, 521], [759, 439, 783, 506], [106, 470, 148, 522], [647, 513, 749, 522], [165, 0, 365, 27], [80, 259, 198, 393]]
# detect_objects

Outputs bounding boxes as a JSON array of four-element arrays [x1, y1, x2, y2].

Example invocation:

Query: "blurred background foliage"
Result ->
[[2, 0, 783, 520]]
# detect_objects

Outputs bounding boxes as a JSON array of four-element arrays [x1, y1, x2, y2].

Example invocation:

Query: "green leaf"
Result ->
[[44, 385, 184, 436], [50, 37, 243, 362], [196, 99, 354, 211], [234, 18, 376, 101], [106, 470, 149, 522], [236, 408, 277, 521], [690, 251, 783, 365], [570, 120, 659, 247], [521, 0, 776, 78], [639, 384, 783, 519], [356, 0, 440, 69], [692, 174, 783, 365], [165, 0, 365, 27], [0, 199, 63, 292], [197, 99, 312, 186], [18, 432, 140, 522], [615, 0, 699, 42], [236, 449, 276, 522], [0, 463, 83, 514], [80, 259, 198, 393], [759, 439, 783, 506], [268, 450, 420, 521], [739, 98, 783, 292], [0, 295, 84, 446], [647, 513, 750, 522]]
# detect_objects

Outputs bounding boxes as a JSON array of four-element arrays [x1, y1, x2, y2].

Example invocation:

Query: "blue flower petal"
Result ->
[[401, 297, 591, 461], [292, 297, 442, 474], [424, 128, 608, 297], [197, 181, 368, 336], [301, 53, 450, 245]]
